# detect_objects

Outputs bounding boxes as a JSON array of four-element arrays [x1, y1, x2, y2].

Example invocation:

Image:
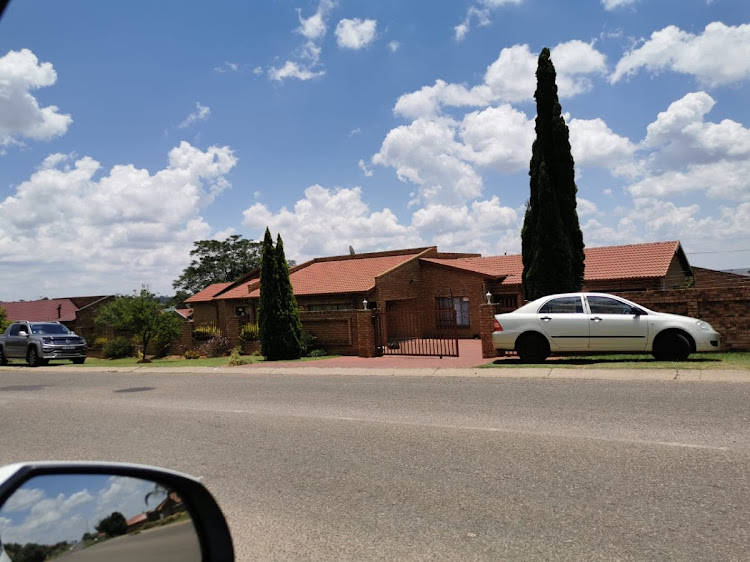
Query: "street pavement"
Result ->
[[1, 362, 749, 560]]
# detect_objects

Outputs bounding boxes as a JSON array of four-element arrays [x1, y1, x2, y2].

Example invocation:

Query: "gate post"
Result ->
[[356, 309, 378, 358], [480, 304, 502, 359]]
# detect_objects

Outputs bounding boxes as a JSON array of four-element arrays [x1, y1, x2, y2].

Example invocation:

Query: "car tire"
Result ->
[[27, 347, 41, 367], [72, 358, 86, 364], [0, 348, 7, 366], [653, 332, 691, 361], [516, 333, 550, 363]]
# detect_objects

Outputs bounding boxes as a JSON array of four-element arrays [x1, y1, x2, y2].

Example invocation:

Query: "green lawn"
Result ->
[[481, 351, 750, 370], [53, 354, 338, 368]]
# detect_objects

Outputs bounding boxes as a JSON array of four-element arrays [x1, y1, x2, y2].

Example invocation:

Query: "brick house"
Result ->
[[0, 296, 114, 340], [186, 240, 701, 354]]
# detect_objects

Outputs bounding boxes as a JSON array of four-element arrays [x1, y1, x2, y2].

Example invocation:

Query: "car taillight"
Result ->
[[493, 319, 502, 332]]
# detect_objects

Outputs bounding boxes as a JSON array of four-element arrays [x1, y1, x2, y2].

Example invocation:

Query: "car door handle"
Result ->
[[540, 316, 551, 322], [590, 317, 602, 322]]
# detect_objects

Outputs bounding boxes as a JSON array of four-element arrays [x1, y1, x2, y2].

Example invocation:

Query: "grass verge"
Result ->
[[52, 354, 340, 368], [480, 351, 750, 370]]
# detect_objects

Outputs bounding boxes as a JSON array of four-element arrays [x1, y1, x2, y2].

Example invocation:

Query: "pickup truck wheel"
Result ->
[[26, 347, 41, 367], [516, 333, 550, 363], [0, 348, 7, 366], [72, 358, 86, 364], [653, 332, 691, 361]]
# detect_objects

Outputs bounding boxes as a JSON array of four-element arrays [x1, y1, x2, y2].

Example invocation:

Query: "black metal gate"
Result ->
[[375, 300, 459, 357]]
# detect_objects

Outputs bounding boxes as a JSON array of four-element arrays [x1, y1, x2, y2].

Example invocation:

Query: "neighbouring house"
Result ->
[[126, 512, 149, 532], [186, 240, 716, 354], [0, 296, 115, 340]]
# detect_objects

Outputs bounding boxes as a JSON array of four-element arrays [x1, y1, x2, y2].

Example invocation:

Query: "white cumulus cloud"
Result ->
[[454, 0, 522, 42], [0, 49, 72, 149], [179, 102, 211, 128], [242, 185, 421, 261], [611, 22, 750, 87], [601, 0, 637, 10], [0, 142, 237, 299], [335, 18, 378, 50]]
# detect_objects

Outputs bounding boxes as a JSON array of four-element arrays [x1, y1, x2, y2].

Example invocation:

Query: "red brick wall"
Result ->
[[299, 309, 376, 356]]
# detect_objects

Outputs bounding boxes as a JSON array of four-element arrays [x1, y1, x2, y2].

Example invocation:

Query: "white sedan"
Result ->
[[492, 292, 721, 363]]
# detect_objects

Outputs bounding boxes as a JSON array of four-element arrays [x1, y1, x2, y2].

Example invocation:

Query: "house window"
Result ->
[[306, 303, 354, 312], [436, 297, 470, 327]]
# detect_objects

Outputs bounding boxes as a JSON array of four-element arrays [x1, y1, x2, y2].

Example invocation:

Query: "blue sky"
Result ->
[[0, 0, 748, 300], [0, 474, 162, 544]]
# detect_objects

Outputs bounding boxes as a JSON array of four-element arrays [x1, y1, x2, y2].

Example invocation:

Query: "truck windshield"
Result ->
[[30, 324, 71, 335]]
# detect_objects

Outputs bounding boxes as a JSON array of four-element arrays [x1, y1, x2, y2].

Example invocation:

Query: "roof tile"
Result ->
[[0, 299, 78, 322], [185, 283, 233, 303]]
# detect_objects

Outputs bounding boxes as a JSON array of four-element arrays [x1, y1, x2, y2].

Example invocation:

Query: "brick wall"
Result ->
[[299, 309, 377, 357]]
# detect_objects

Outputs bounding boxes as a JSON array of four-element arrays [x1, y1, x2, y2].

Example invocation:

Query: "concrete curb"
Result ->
[[2, 365, 749, 382]]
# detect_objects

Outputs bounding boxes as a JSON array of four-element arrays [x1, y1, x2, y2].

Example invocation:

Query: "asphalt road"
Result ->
[[1, 368, 749, 561], [67, 521, 200, 562]]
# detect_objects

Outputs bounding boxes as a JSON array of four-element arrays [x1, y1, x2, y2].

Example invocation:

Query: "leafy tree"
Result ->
[[167, 289, 192, 309], [95, 511, 128, 537], [258, 229, 302, 360], [4, 543, 49, 562], [0, 305, 9, 332], [172, 234, 262, 295], [521, 47, 585, 301], [95, 287, 183, 362]]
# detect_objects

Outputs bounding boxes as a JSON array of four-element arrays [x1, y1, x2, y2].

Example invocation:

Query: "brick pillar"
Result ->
[[356, 310, 377, 358], [479, 304, 502, 359]]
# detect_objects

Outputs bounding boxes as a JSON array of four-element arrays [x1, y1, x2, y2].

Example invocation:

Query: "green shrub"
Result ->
[[92, 337, 108, 350], [184, 349, 201, 359], [103, 337, 136, 359], [228, 347, 251, 366], [309, 348, 327, 357], [199, 336, 232, 358], [192, 323, 221, 341], [239, 323, 260, 341], [300, 330, 318, 355]]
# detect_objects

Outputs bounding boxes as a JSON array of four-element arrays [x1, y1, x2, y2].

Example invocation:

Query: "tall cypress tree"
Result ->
[[522, 47, 585, 301], [258, 227, 279, 359], [274, 233, 302, 360]]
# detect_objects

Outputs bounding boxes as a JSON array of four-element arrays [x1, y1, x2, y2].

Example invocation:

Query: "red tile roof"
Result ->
[[0, 299, 78, 322], [420, 241, 682, 285], [583, 241, 682, 280], [246, 252, 423, 297], [189, 241, 685, 301], [185, 283, 233, 303]]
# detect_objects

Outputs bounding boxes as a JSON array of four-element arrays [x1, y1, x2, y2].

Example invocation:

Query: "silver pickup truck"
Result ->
[[0, 321, 87, 367]]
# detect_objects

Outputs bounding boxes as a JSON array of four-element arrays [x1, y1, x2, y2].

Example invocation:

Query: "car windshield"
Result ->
[[30, 324, 71, 335]]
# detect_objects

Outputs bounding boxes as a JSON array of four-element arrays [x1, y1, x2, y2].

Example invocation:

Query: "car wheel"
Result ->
[[516, 333, 550, 363], [26, 347, 41, 367], [72, 358, 86, 364], [653, 332, 691, 361], [0, 348, 7, 366]]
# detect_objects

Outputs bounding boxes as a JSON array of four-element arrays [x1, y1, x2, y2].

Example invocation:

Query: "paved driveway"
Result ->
[[252, 339, 489, 369]]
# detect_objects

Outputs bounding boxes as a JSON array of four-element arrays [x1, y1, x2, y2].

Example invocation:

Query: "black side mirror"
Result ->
[[0, 462, 234, 561]]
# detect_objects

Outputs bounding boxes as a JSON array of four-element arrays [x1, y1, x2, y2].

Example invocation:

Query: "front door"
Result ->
[[585, 295, 649, 351], [536, 295, 589, 351]]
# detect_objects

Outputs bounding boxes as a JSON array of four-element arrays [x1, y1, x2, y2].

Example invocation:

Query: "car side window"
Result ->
[[9, 324, 20, 336], [587, 296, 636, 315], [539, 296, 583, 314]]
